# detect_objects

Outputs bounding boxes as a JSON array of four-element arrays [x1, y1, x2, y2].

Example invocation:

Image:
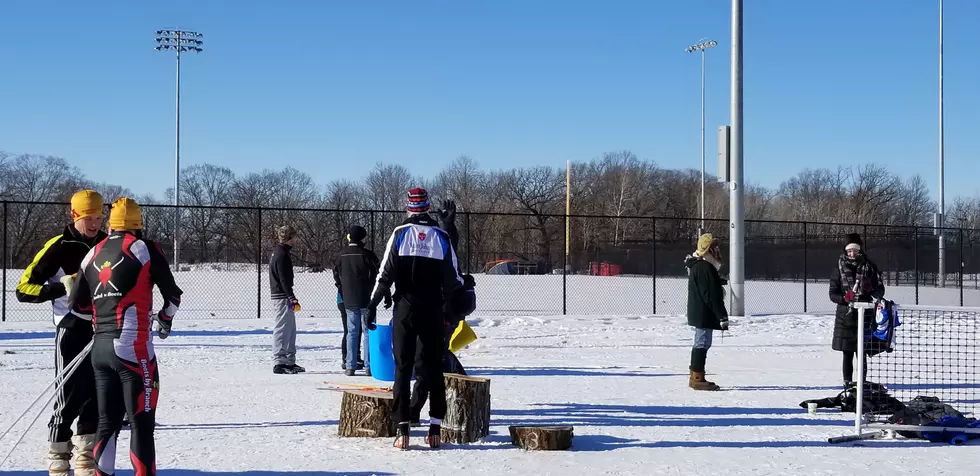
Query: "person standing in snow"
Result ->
[[16, 189, 107, 476], [408, 199, 477, 424], [365, 187, 464, 450], [684, 233, 729, 391], [829, 232, 885, 390], [337, 289, 363, 371], [333, 224, 390, 376], [269, 224, 304, 374], [65, 197, 182, 476]]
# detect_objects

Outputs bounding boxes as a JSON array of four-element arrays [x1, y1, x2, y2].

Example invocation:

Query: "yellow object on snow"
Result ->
[[449, 320, 477, 353]]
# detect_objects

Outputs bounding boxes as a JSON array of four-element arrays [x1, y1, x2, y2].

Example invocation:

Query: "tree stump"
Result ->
[[441, 373, 491, 444], [338, 389, 395, 438], [508, 425, 574, 450]]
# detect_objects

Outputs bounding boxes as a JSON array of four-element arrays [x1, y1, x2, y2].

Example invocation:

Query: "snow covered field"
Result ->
[[4, 269, 980, 322], [2, 269, 979, 475], [2, 280, 979, 474]]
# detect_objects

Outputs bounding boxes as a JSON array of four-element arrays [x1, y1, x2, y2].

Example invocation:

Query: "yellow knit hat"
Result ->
[[70, 190, 104, 222], [696, 233, 718, 256], [108, 197, 143, 230]]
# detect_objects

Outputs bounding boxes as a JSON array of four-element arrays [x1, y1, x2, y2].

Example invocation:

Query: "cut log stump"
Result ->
[[441, 373, 491, 444], [338, 389, 395, 438], [508, 425, 574, 451]]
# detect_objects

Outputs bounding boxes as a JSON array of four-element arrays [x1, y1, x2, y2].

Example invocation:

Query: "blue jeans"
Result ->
[[694, 327, 713, 350], [346, 308, 371, 370]]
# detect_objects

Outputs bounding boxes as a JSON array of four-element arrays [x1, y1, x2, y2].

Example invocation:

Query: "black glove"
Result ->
[[154, 311, 173, 339], [383, 291, 393, 309], [363, 307, 377, 331], [438, 199, 457, 225]]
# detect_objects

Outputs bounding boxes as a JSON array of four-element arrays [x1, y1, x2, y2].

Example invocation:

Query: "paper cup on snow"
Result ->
[[807, 402, 818, 415]]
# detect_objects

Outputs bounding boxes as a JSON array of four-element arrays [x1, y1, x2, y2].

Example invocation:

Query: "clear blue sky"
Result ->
[[1, 0, 977, 202]]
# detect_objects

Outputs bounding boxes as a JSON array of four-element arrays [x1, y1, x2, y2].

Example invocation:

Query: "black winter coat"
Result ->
[[829, 255, 885, 352], [333, 244, 381, 309], [685, 256, 729, 330], [269, 244, 296, 301]]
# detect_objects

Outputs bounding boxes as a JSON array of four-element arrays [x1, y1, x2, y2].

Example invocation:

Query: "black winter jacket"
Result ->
[[269, 244, 296, 301], [829, 254, 885, 352], [334, 243, 382, 309], [369, 213, 464, 311], [685, 255, 729, 330], [16, 224, 108, 328]]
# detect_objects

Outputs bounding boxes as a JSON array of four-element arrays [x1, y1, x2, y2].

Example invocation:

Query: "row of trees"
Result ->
[[2, 150, 978, 273]]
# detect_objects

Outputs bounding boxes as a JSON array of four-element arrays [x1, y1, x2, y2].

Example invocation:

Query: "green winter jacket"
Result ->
[[685, 255, 729, 330]]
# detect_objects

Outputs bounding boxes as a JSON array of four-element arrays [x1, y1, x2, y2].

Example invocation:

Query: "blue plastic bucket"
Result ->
[[367, 324, 395, 382]]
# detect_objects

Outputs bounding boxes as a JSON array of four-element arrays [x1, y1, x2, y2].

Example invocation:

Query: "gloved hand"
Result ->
[[383, 292, 393, 309], [291, 299, 302, 312], [719, 320, 729, 331], [363, 307, 377, 331], [438, 199, 457, 225], [154, 311, 173, 339], [844, 290, 855, 303], [60, 273, 76, 297]]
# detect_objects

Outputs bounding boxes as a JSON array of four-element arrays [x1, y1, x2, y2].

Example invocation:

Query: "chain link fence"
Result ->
[[3, 200, 979, 322]]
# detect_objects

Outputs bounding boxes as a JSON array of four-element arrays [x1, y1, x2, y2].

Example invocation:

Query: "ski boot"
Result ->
[[393, 422, 410, 450], [46, 441, 72, 476], [72, 434, 97, 476]]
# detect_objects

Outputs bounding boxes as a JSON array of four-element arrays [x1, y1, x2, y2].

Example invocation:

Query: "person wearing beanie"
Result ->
[[365, 187, 465, 450], [269, 224, 304, 374], [16, 189, 107, 476], [683, 233, 729, 391], [66, 196, 183, 476], [334, 224, 390, 375], [829, 232, 885, 389]]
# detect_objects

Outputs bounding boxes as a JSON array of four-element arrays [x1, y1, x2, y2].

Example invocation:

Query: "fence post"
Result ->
[[960, 228, 965, 306], [651, 216, 657, 315], [803, 222, 808, 313], [2, 201, 7, 322], [370, 210, 376, 251], [257, 207, 263, 319], [465, 212, 471, 274], [914, 226, 919, 305]]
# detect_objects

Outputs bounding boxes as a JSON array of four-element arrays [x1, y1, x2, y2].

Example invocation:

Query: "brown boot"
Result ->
[[689, 370, 720, 391]]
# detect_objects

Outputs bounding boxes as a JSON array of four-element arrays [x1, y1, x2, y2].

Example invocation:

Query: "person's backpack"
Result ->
[[866, 298, 900, 357]]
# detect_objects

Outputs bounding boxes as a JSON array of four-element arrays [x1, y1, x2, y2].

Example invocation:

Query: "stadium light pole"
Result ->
[[686, 38, 718, 235], [938, 0, 946, 288], [154, 29, 203, 272], [729, 0, 745, 317]]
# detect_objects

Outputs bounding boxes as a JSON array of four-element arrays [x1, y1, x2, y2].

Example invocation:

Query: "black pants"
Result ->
[[339, 303, 362, 367], [392, 299, 446, 424], [49, 325, 97, 443], [409, 322, 466, 421], [842, 351, 868, 383], [92, 337, 159, 476]]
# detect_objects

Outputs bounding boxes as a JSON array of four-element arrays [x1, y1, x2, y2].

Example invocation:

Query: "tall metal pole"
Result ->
[[938, 0, 946, 287], [175, 45, 181, 272], [729, 0, 745, 316], [155, 29, 203, 272], [686, 39, 717, 235]]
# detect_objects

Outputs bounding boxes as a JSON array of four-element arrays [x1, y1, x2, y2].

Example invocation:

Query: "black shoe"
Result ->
[[357, 359, 365, 370], [274, 364, 299, 374], [345, 369, 355, 376], [289, 364, 306, 373]]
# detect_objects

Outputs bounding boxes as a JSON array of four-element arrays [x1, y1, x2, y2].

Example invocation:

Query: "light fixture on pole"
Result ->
[[686, 38, 718, 235], [154, 29, 203, 272]]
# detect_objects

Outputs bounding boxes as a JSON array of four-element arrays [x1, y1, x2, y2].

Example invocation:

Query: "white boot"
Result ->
[[46, 441, 71, 476], [71, 434, 97, 476]]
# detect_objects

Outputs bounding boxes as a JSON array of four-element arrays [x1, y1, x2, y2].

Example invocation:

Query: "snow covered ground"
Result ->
[[4, 269, 980, 322], [1, 293, 978, 475]]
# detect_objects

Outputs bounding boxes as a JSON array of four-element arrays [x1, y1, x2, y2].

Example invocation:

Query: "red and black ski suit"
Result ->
[[67, 230, 182, 476]]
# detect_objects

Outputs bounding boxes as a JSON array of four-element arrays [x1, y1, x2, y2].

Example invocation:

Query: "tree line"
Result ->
[[2, 150, 978, 274]]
